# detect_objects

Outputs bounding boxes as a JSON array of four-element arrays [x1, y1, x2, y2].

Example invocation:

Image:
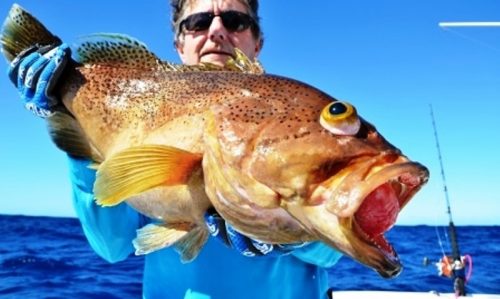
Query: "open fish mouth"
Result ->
[[350, 173, 422, 278], [311, 152, 429, 277]]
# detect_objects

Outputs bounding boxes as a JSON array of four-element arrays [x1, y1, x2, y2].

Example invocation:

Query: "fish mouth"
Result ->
[[310, 152, 429, 278]]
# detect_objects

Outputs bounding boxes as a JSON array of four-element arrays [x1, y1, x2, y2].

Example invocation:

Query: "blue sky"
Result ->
[[0, 0, 499, 225]]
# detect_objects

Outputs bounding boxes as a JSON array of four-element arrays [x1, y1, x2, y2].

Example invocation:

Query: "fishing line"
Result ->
[[429, 104, 469, 296], [429, 105, 453, 257], [434, 226, 446, 257], [439, 26, 500, 53]]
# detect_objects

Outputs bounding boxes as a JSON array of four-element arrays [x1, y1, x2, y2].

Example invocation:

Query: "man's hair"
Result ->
[[170, 0, 263, 44]]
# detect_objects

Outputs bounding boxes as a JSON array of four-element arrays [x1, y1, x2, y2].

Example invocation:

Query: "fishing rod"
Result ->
[[429, 104, 469, 296], [431, 21, 496, 295]]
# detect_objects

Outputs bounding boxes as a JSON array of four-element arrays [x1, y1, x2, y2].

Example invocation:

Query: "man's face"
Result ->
[[175, 0, 261, 66]]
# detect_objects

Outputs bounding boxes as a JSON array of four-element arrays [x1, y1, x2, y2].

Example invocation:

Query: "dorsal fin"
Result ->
[[72, 33, 161, 69], [160, 61, 223, 72], [225, 48, 265, 74], [160, 48, 265, 74], [72, 33, 265, 75]]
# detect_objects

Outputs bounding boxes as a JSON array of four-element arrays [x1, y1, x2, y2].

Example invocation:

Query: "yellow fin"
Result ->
[[94, 145, 202, 206], [225, 48, 265, 74], [87, 162, 100, 170], [174, 226, 209, 263], [161, 61, 223, 72], [133, 223, 191, 255], [46, 111, 104, 162], [158, 48, 265, 74]]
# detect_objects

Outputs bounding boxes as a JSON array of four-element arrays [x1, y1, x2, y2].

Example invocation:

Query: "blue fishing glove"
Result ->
[[7, 43, 70, 118], [204, 209, 308, 257]]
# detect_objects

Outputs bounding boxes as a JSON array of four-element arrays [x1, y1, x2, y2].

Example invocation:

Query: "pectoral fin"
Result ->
[[94, 145, 202, 206]]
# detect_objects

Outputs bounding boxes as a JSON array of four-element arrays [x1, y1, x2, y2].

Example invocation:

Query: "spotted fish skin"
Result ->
[[62, 66, 338, 157], [1, 4, 429, 277], [61, 66, 338, 246]]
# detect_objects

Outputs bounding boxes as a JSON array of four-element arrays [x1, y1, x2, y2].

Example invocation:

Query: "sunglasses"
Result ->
[[179, 10, 256, 33]]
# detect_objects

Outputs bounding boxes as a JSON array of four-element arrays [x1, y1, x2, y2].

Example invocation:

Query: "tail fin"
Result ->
[[0, 4, 61, 62]]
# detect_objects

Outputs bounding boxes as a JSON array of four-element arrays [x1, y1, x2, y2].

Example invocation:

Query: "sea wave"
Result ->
[[1, 215, 498, 297]]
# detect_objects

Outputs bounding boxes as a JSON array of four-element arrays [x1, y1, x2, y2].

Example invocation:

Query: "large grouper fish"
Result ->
[[1, 4, 429, 277]]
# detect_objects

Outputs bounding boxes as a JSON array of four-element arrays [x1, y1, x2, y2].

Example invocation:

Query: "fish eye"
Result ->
[[320, 101, 361, 135]]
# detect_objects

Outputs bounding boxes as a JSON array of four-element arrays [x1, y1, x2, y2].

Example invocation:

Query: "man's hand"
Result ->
[[204, 209, 308, 257], [7, 43, 70, 118]]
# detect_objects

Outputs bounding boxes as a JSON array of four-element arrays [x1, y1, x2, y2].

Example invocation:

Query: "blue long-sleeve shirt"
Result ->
[[68, 157, 342, 299]]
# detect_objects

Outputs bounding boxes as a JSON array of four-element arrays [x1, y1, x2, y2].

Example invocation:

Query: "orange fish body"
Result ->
[[2, 4, 429, 276]]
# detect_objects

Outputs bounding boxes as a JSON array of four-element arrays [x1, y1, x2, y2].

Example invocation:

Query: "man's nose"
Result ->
[[208, 16, 228, 43]]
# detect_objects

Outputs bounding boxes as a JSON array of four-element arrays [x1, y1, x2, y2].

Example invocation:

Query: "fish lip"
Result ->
[[350, 218, 402, 278], [317, 153, 429, 218], [314, 153, 429, 277]]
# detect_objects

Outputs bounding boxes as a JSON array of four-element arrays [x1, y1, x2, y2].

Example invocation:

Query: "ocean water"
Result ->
[[328, 225, 500, 294], [0, 215, 498, 298]]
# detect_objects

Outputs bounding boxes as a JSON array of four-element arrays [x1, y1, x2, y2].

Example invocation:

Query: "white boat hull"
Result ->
[[331, 291, 500, 299]]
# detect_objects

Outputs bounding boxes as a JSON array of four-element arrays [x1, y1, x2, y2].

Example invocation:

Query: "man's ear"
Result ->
[[254, 38, 263, 57], [175, 40, 187, 63]]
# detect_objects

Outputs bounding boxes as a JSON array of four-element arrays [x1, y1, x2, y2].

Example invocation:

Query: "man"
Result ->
[[8, 1, 342, 298]]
